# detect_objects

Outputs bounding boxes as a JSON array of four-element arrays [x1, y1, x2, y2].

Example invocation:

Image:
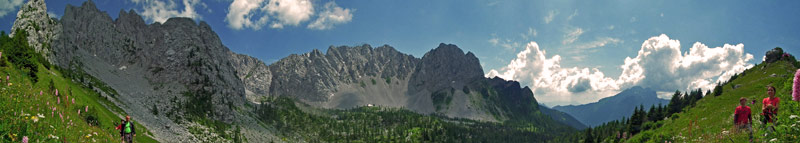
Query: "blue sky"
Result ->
[[1, 0, 799, 106]]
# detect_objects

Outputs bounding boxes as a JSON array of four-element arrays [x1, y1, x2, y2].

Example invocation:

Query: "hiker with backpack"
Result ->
[[122, 115, 136, 143], [734, 97, 753, 141], [761, 86, 780, 134]]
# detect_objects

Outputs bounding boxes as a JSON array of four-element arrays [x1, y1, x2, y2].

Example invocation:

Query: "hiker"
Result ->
[[122, 116, 136, 143], [793, 69, 799, 101], [116, 119, 125, 142], [734, 97, 753, 141], [761, 85, 780, 133]]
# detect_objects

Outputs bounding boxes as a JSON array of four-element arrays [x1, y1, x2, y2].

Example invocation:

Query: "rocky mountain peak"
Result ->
[[10, 0, 61, 61], [409, 43, 484, 92]]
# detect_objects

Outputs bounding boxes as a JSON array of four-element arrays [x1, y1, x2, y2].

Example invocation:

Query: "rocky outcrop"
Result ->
[[10, 0, 61, 61]]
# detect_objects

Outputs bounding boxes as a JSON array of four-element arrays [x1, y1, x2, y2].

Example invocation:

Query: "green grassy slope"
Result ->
[[0, 30, 158, 142], [0, 62, 159, 142], [628, 60, 800, 142]]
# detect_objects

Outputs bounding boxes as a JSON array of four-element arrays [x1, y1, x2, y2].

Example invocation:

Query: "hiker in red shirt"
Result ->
[[761, 85, 780, 134], [734, 97, 752, 141]]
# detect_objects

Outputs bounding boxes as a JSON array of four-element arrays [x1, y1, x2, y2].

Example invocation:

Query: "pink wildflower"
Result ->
[[22, 136, 28, 143], [55, 89, 58, 96], [57, 97, 60, 104], [793, 69, 800, 101], [59, 112, 63, 122], [72, 98, 75, 104], [85, 106, 88, 112], [78, 109, 81, 115], [40, 91, 43, 96]]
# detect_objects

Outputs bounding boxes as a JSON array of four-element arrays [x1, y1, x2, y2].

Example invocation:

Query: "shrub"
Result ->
[[765, 47, 783, 63]]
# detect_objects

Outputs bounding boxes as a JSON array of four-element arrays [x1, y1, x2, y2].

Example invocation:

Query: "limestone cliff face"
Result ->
[[10, 0, 61, 61]]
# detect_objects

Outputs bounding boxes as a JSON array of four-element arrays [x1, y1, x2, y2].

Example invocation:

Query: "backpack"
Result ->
[[125, 121, 132, 133]]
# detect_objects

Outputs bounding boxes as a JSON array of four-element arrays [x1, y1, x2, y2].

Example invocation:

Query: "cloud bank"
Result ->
[[487, 34, 754, 106], [226, 0, 353, 30]]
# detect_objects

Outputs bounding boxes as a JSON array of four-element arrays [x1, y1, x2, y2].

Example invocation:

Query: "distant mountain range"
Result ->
[[9, 0, 584, 141], [553, 86, 670, 127]]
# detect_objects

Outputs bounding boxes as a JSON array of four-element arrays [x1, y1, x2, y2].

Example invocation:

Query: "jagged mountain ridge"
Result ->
[[553, 86, 670, 127]]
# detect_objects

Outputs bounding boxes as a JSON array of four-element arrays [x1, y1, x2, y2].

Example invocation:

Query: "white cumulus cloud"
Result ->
[[225, 0, 269, 30], [487, 34, 754, 106], [226, 0, 353, 30], [138, 0, 206, 24], [307, 1, 353, 30], [0, 0, 24, 18], [266, 0, 314, 29]]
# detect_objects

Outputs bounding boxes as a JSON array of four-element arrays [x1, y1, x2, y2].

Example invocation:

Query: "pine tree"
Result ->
[[668, 90, 683, 115], [584, 128, 595, 143], [647, 105, 658, 122]]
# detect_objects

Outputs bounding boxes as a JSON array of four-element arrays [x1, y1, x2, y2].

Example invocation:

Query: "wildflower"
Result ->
[[57, 97, 60, 104], [85, 106, 88, 112], [37, 113, 44, 118], [22, 136, 28, 143], [40, 91, 42, 96], [55, 89, 58, 96], [78, 109, 81, 115], [59, 112, 63, 122], [770, 138, 777, 142], [48, 134, 59, 140], [31, 115, 39, 123], [791, 115, 799, 119], [72, 98, 75, 104]]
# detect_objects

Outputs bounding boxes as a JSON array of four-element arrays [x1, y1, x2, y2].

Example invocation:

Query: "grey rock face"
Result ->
[[10, 0, 61, 61], [267, 44, 419, 102], [230, 52, 272, 102], [52, 0, 245, 122]]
